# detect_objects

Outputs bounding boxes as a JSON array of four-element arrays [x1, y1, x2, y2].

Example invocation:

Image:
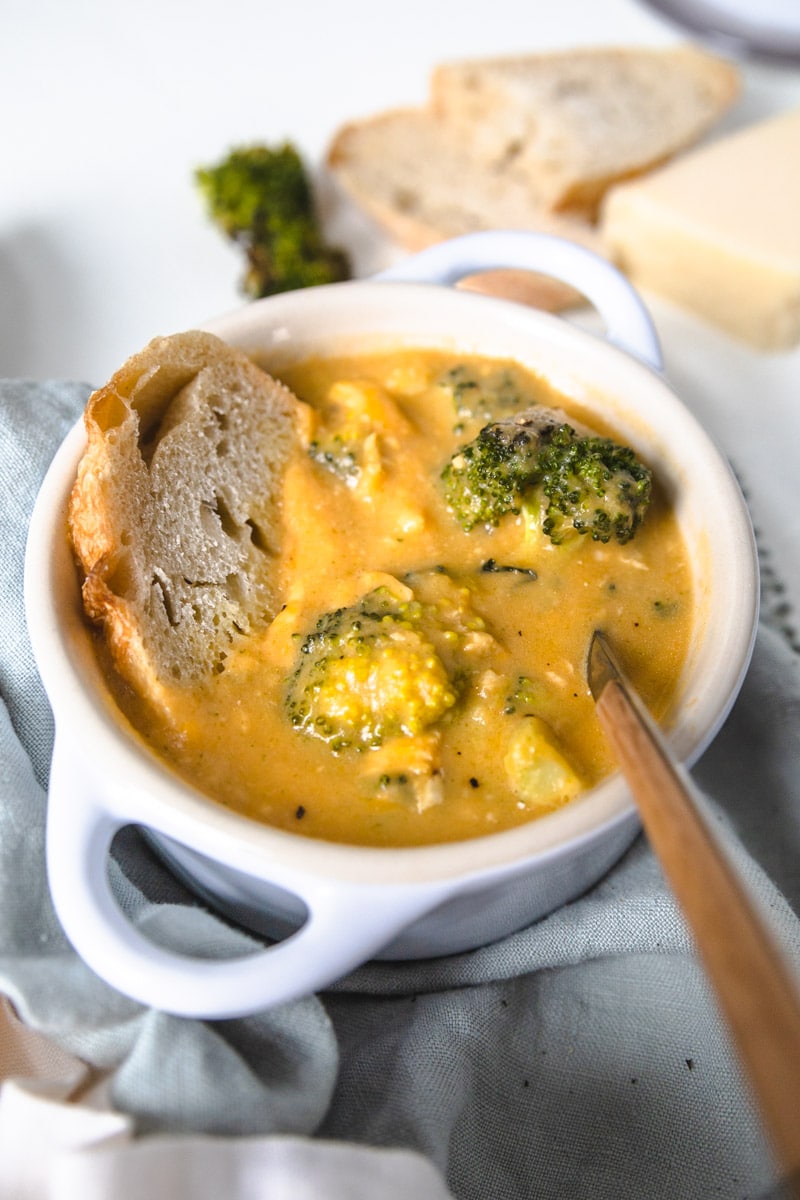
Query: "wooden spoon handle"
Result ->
[[596, 678, 800, 1192]]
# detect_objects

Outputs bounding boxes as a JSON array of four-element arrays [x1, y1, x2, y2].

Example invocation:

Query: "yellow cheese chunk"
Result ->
[[601, 108, 800, 351]]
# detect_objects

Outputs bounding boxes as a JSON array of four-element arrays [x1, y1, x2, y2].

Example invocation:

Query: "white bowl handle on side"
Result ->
[[46, 737, 441, 1019], [375, 230, 663, 373]]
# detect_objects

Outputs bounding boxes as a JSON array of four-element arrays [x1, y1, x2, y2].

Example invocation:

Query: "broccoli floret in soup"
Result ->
[[286, 587, 458, 753], [442, 406, 652, 545]]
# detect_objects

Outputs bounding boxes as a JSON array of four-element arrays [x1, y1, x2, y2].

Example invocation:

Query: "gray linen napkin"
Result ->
[[1, 378, 798, 1199]]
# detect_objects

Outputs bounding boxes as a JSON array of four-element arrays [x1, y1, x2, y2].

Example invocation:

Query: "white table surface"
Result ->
[[3, 0, 800, 620]]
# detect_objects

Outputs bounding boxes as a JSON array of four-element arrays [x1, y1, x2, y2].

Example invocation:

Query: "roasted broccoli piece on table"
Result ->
[[195, 143, 350, 298], [441, 406, 652, 544]]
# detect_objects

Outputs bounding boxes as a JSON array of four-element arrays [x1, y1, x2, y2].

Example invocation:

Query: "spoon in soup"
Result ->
[[588, 630, 800, 1196]]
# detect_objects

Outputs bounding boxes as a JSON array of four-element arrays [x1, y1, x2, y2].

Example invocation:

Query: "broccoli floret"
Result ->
[[303, 379, 405, 488], [195, 143, 350, 298], [442, 413, 541, 531], [437, 364, 526, 431], [442, 407, 651, 544], [285, 587, 458, 752], [307, 435, 360, 483], [535, 425, 652, 545]]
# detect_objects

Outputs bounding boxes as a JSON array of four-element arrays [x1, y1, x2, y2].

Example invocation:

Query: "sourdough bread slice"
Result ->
[[430, 45, 740, 218], [326, 107, 609, 310], [69, 331, 300, 709]]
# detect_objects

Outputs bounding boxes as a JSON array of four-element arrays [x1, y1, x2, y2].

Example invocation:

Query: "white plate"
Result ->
[[640, 0, 800, 61]]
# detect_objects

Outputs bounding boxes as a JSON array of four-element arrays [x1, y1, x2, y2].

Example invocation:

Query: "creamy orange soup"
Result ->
[[116, 349, 693, 847]]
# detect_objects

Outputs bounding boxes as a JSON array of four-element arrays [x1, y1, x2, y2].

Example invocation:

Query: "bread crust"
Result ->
[[69, 331, 300, 712], [326, 108, 610, 311], [429, 45, 741, 218], [325, 44, 739, 298]]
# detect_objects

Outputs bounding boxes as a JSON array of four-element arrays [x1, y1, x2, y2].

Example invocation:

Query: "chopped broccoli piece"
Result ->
[[437, 363, 526, 429], [503, 675, 543, 715], [441, 406, 651, 544], [285, 587, 458, 752], [307, 435, 360, 482], [442, 414, 541, 531], [195, 143, 350, 298], [652, 598, 680, 618], [535, 425, 652, 546], [481, 559, 538, 580], [303, 379, 405, 488]]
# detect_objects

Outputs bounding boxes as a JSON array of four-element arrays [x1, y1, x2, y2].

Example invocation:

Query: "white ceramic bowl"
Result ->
[[25, 232, 759, 1018]]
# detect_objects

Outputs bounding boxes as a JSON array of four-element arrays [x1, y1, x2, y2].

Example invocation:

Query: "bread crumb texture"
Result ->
[[68, 331, 300, 704], [429, 45, 740, 217]]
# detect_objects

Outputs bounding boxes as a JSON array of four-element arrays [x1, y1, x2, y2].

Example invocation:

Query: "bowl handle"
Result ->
[[46, 738, 439, 1019], [374, 231, 663, 372]]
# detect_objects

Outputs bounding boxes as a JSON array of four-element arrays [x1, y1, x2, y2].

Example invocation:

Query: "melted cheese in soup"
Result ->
[[126, 349, 693, 847]]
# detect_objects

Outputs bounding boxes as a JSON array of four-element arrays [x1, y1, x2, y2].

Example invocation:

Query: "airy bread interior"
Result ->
[[429, 45, 741, 218], [69, 331, 300, 709], [327, 107, 608, 310]]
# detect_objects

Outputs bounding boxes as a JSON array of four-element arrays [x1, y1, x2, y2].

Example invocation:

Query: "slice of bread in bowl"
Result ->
[[68, 330, 300, 712]]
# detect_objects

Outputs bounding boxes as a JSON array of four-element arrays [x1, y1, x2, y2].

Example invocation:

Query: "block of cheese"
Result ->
[[600, 108, 800, 351]]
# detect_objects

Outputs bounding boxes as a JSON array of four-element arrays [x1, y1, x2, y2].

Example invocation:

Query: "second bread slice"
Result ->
[[327, 107, 608, 310], [430, 45, 741, 218]]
